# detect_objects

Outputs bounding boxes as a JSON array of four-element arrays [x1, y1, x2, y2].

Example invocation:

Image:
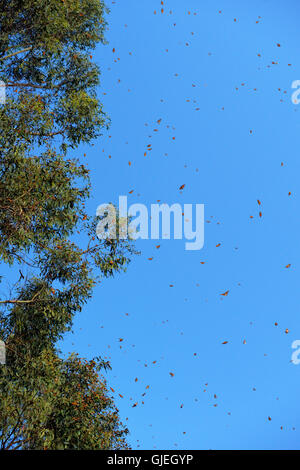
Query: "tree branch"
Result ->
[[0, 288, 44, 305], [6, 81, 47, 89], [0, 46, 33, 62]]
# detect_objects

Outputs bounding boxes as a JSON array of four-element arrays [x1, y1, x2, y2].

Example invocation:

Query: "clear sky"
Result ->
[[59, 0, 300, 450]]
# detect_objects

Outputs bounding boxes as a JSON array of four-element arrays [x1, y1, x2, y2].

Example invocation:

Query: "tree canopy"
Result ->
[[0, 0, 135, 450]]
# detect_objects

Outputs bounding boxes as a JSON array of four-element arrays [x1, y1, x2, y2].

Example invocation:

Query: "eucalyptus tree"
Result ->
[[0, 0, 134, 450]]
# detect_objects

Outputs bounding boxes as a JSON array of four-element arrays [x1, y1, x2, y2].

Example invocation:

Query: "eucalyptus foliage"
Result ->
[[0, 0, 135, 450]]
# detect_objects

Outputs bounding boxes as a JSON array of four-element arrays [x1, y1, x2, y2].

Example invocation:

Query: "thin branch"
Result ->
[[0, 46, 33, 62], [0, 288, 44, 305], [6, 82, 47, 90], [28, 129, 66, 138]]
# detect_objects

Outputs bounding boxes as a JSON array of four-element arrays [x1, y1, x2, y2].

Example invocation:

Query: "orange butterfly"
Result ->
[[220, 290, 229, 296]]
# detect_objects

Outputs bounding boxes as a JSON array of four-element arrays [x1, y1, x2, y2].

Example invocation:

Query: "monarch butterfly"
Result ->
[[221, 290, 229, 296]]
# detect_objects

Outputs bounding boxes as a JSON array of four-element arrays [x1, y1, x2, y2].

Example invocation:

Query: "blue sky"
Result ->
[[58, 0, 300, 449]]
